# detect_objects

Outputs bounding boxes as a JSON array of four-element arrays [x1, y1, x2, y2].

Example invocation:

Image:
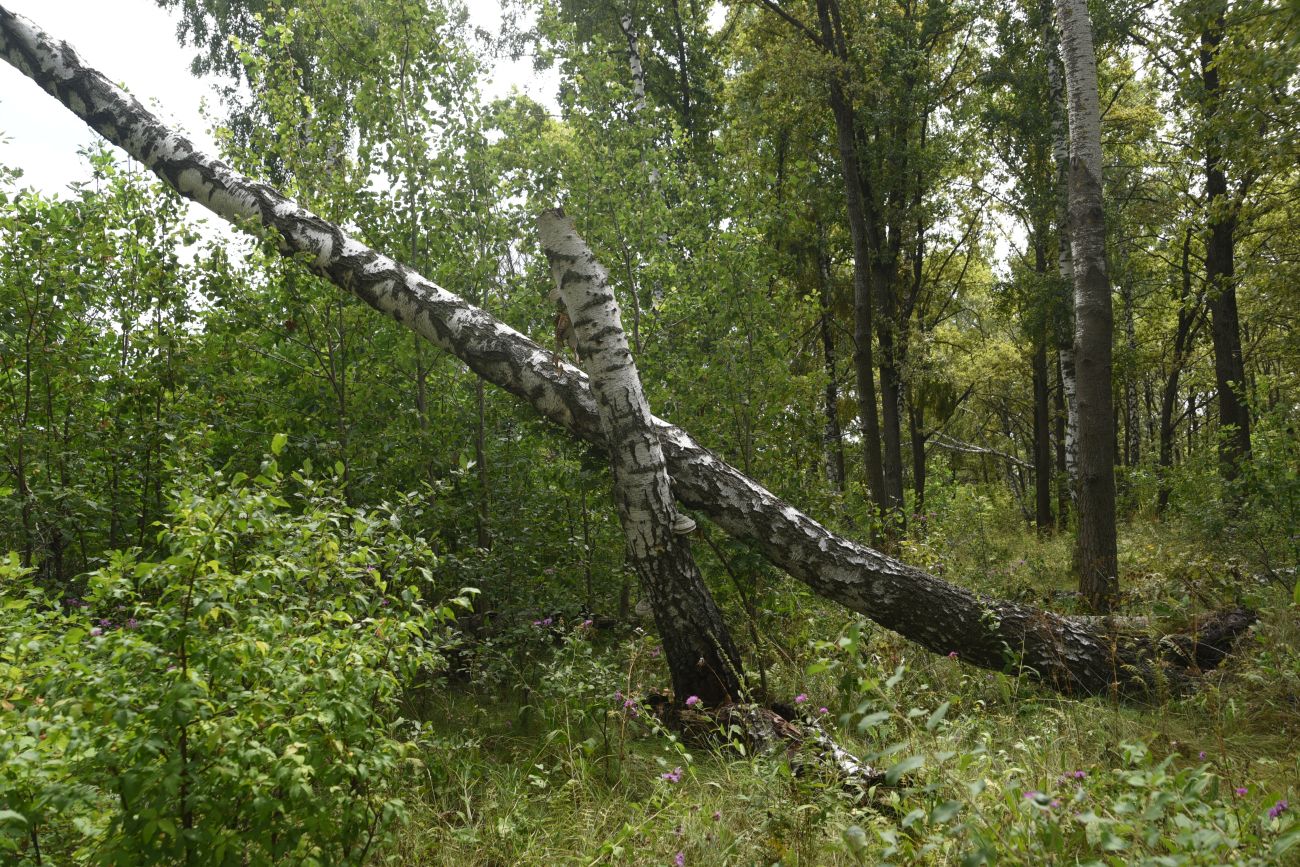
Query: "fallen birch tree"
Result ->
[[0, 6, 1254, 698]]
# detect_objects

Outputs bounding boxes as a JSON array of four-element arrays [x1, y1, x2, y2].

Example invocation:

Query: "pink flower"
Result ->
[[581, 619, 593, 628], [818, 706, 829, 715], [1269, 800, 1289, 819], [674, 853, 685, 867], [712, 810, 721, 821], [948, 651, 959, 659], [89, 627, 102, 637], [661, 767, 683, 783], [794, 693, 808, 704], [1235, 786, 1248, 797], [1073, 770, 1086, 779], [685, 695, 700, 707]]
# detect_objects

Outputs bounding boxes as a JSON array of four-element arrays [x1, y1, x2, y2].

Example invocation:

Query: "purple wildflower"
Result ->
[[1235, 787, 1248, 797], [98, 618, 112, 629], [1023, 790, 1039, 800], [819, 706, 829, 715], [674, 852, 685, 867], [1199, 751, 1206, 760], [1073, 770, 1086, 780], [614, 691, 624, 702], [661, 767, 683, 783], [685, 695, 700, 707], [712, 810, 721, 821], [948, 651, 959, 659], [581, 619, 593, 628], [380, 598, 390, 606], [1269, 800, 1289, 819], [125, 618, 139, 630], [1049, 799, 1062, 809], [650, 646, 661, 658], [794, 693, 808, 704], [89, 627, 102, 637]]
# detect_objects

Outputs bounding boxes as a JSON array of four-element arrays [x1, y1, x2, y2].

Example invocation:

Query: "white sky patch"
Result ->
[[0, 0, 558, 198]]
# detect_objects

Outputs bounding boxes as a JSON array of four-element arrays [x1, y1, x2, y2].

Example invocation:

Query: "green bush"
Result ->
[[0, 449, 467, 864]]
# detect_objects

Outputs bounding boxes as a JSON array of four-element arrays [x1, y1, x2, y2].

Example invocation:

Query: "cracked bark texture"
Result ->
[[538, 210, 742, 706], [0, 6, 1246, 696], [1054, 0, 1118, 611]]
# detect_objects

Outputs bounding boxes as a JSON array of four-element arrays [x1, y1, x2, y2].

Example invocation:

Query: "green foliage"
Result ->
[[0, 452, 466, 863]]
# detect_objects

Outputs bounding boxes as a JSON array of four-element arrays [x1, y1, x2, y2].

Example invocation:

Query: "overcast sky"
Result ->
[[0, 0, 556, 198]]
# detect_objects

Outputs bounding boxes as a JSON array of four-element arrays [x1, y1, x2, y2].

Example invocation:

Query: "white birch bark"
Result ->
[[538, 209, 741, 704], [1044, 3, 1079, 499]]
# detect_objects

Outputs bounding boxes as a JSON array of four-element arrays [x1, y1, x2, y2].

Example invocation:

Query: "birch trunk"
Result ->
[[0, 6, 1247, 695], [1054, 0, 1118, 611], [1044, 0, 1079, 509], [538, 210, 742, 706]]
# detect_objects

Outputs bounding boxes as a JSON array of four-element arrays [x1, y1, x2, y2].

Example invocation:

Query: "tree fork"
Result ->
[[0, 6, 1253, 698]]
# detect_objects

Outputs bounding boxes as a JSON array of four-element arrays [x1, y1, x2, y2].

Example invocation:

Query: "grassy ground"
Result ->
[[384, 516, 1300, 865]]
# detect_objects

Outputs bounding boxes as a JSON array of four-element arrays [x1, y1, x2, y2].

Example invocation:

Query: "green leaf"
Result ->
[[271, 432, 288, 456], [0, 810, 27, 828], [885, 755, 924, 786], [925, 701, 950, 731], [856, 711, 891, 731], [931, 800, 962, 824]]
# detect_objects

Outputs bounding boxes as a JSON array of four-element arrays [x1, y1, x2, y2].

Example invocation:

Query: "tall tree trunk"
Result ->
[[4, 8, 1253, 695], [1055, 0, 1118, 611], [1045, 1, 1079, 512], [1033, 241, 1055, 534], [1199, 8, 1251, 482], [538, 210, 742, 706], [815, 0, 885, 520], [875, 261, 908, 528], [1158, 227, 1201, 515], [1121, 280, 1141, 467], [1054, 356, 1069, 529], [1033, 341, 1054, 533], [817, 248, 847, 492], [909, 398, 927, 521]]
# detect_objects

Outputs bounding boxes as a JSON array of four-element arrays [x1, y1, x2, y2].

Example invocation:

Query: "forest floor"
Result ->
[[384, 517, 1300, 865]]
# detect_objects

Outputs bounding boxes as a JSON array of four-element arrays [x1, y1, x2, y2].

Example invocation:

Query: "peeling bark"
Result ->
[[538, 210, 742, 706], [0, 7, 1250, 697]]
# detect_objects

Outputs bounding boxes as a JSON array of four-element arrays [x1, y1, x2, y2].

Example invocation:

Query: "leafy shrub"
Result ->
[[0, 447, 468, 864]]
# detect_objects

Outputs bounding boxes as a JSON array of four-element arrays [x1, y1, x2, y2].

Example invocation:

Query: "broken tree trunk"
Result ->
[[0, 6, 1254, 698], [538, 209, 742, 707]]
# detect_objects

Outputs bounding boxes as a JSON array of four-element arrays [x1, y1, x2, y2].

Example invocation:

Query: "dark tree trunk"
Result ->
[[909, 398, 927, 521], [1055, 0, 1118, 611], [1033, 341, 1054, 533], [1033, 241, 1055, 534], [1199, 10, 1251, 483], [3, 8, 1254, 696], [817, 249, 847, 492], [815, 0, 885, 518], [1158, 227, 1201, 515], [539, 210, 742, 706], [1054, 356, 1069, 529], [875, 260, 908, 528]]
